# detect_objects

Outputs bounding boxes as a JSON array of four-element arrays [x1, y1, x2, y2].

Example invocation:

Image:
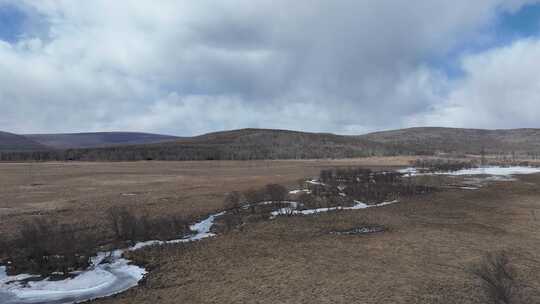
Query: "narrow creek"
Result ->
[[0, 199, 392, 304], [2, 166, 538, 304]]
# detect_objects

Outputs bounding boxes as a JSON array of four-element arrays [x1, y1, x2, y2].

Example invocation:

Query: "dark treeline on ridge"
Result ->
[[0, 129, 407, 161], [0, 143, 398, 161], [4, 127, 540, 161]]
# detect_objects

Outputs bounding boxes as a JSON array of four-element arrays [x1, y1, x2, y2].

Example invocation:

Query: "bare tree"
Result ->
[[469, 251, 518, 304], [224, 191, 242, 213], [243, 188, 266, 204], [265, 184, 287, 202]]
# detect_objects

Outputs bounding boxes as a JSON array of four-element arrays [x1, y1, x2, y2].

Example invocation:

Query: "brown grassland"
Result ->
[[2, 157, 540, 303], [0, 157, 410, 234]]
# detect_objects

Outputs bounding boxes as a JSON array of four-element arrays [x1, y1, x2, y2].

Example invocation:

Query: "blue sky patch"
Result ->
[[426, 3, 540, 80], [0, 4, 27, 42], [497, 3, 540, 39]]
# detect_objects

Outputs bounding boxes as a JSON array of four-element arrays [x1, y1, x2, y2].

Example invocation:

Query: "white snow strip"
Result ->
[[398, 167, 418, 175], [289, 189, 311, 194], [270, 200, 398, 217], [485, 175, 517, 182], [306, 180, 325, 185], [459, 186, 480, 190], [399, 166, 540, 177], [448, 166, 540, 176], [129, 211, 226, 251]]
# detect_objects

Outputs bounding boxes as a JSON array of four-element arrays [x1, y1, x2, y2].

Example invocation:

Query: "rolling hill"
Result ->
[[0, 131, 50, 152], [361, 127, 540, 155], [66, 128, 392, 161], [24, 132, 180, 149], [174, 128, 391, 159], [2, 127, 540, 161]]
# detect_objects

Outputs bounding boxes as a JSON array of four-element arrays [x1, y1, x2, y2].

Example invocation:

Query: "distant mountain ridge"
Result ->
[[361, 127, 540, 155], [1, 127, 540, 161], [24, 132, 180, 149], [0, 131, 50, 152]]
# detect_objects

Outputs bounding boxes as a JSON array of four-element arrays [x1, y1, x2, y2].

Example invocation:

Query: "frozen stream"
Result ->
[[399, 166, 540, 176], [0, 212, 225, 304], [3, 166, 537, 304], [0, 196, 397, 304]]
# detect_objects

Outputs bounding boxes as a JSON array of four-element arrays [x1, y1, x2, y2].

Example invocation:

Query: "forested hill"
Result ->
[[2, 127, 540, 161], [24, 132, 180, 149], [361, 127, 540, 155], [0, 131, 50, 152], [0, 129, 393, 161]]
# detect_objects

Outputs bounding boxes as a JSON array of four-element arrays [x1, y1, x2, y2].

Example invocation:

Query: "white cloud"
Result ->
[[413, 38, 540, 129], [0, 1, 539, 135]]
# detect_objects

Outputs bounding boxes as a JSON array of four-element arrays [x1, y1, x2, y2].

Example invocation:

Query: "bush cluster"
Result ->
[[1, 219, 97, 276]]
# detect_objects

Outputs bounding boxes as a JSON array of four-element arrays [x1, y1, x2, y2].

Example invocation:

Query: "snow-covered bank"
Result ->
[[0, 256, 145, 304], [0, 211, 226, 304], [270, 200, 398, 218], [129, 211, 225, 251], [399, 166, 540, 177]]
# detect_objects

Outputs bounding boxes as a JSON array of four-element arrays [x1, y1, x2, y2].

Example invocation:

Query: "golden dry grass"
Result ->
[[96, 174, 540, 304], [0, 157, 412, 234], [3, 157, 540, 303]]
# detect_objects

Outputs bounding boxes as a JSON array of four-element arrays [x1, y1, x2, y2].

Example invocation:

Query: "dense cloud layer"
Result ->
[[0, 0, 539, 135]]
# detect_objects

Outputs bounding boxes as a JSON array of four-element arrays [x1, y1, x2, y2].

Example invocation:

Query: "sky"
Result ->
[[0, 1, 540, 136]]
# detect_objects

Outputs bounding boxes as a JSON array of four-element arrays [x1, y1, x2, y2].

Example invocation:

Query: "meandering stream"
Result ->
[[2, 166, 539, 304]]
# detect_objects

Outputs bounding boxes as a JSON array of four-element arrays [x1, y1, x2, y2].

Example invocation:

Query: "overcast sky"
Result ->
[[1, 1, 540, 136]]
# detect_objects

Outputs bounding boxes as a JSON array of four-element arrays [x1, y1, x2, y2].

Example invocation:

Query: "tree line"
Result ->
[[0, 143, 400, 162]]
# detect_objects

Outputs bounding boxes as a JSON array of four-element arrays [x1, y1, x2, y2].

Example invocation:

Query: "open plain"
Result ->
[[0, 158, 411, 234], [97, 173, 540, 304], [2, 158, 540, 303]]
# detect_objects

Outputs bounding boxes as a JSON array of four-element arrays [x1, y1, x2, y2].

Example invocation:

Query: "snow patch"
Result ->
[[0, 258, 145, 304], [459, 186, 480, 190], [289, 189, 311, 194], [270, 200, 398, 217], [399, 166, 540, 177], [129, 211, 225, 251]]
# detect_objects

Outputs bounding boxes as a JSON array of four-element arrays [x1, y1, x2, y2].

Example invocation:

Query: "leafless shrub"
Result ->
[[296, 178, 307, 189], [469, 251, 519, 304], [243, 188, 266, 204], [317, 167, 434, 205], [108, 206, 138, 242], [107, 207, 190, 244], [265, 184, 288, 202], [222, 214, 243, 231], [297, 192, 319, 209], [224, 191, 242, 214], [5, 218, 97, 276]]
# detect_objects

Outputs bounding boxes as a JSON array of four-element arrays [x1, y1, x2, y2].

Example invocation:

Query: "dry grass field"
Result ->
[[97, 174, 540, 304], [0, 157, 411, 235], [2, 157, 540, 303]]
